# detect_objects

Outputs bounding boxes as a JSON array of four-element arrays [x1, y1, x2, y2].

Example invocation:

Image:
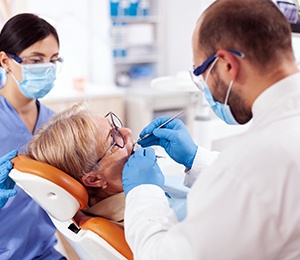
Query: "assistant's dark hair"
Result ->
[[198, 0, 294, 70], [0, 13, 59, 56]]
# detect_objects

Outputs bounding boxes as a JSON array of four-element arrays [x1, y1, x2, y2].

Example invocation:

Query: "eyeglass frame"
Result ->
[[190, 49, 245, 91], [94, 112, 125, 166], [6, 53, 64, 65]]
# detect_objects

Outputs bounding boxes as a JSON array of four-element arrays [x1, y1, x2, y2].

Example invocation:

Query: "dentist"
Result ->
[[122, 0, 300, 259], [0, 13, 65, 259]]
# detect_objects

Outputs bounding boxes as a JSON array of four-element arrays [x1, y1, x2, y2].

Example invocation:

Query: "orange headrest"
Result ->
[[11, 154, 89, 210]]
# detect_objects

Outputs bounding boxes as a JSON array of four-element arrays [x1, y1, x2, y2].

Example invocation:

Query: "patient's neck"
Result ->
[[87, 188, 113, 207]]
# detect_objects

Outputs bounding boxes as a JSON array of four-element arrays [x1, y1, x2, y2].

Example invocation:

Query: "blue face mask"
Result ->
[[0, 67, 6, 90], [203, 82, 239, 125], [10, 62, 56, 99], [203, 59, 239, 125]]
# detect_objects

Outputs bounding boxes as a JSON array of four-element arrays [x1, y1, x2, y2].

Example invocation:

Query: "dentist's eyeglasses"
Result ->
[[95, 112, 125, 165], [189, 49, 245, 92], [189, 71, 207, 92]]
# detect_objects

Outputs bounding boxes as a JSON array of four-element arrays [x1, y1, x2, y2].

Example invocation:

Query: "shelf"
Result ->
[[114, 54, 158, 64], [111, 16, 160, 24], [110, 0, 164, 87]]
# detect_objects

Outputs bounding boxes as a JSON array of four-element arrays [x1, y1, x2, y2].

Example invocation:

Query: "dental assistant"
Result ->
[[122, 0, 300, 259], [0, 14, 65, 259]]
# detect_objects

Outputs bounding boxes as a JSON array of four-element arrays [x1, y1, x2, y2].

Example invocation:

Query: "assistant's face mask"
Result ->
[[10, 62, 56, 99], [203, 59, 239, 125], [0, 67, 6, 90]]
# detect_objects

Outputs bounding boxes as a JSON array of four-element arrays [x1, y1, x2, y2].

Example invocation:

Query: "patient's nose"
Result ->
[[118, 127, 132, 140]]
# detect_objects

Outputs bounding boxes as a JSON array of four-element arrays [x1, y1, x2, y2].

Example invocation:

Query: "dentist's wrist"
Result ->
[[184, 145, 198, 168]]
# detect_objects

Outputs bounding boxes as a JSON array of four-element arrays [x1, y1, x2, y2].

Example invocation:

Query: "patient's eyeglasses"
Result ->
[[94, 112, 125, 166]]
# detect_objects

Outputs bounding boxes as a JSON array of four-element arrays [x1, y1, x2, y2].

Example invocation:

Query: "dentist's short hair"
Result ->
[[197, 0, 294, 71]]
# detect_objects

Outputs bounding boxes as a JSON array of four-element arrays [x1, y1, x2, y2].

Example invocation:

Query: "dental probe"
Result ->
[[134, 110, 184, 144]]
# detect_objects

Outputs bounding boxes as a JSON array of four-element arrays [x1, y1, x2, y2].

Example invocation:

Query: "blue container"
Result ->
[[137, 0, 150, 16], [129, 0, 139, 16], [110, 0, 119, 17], [118, 0, 130, 16], [129, 64, 153, 79]]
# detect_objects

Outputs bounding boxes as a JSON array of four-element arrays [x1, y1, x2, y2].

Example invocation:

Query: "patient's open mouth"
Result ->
[[131, 142, 138, 155], [130, 143, 165, 158]]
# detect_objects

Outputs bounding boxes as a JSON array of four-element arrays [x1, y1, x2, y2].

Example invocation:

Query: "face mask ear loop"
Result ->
[[8, 59, 22, 83], [224, 80, 234, 105], [204, 57, 219, 82], [8, 70, 20, 84]]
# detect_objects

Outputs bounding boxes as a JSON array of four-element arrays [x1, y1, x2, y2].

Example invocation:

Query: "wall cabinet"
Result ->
[[109, 0, 166, 87]]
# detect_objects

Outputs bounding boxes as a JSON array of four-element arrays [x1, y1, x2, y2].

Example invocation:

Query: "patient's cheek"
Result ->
[[101, 155, 124, 176]]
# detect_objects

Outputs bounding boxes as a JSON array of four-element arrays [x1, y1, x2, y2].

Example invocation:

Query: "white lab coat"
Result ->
[[124, 72, 300, 260]]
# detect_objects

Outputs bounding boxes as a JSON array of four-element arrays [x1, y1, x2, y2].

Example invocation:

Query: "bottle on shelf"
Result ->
[[110, 0, 119, 17], [138, 0, 150, 16], [118, 0, 130, 16], [129, 0, 139, 16]]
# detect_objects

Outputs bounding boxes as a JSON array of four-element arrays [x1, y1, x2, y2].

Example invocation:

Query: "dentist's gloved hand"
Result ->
[[138, 117, 198, 168], [122, 147, 164, 196], [0, 150, 18, 208]]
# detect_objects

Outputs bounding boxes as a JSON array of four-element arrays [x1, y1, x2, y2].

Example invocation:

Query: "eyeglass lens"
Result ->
[[110, 113, 123, 128], [106, 112, 124, 148], [189, 71, 206, 92], [20, 56, 62, 65], [111, 128, 124, 148]]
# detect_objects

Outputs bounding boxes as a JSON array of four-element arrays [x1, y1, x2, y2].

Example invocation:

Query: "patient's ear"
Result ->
[[81, 172, 107, 188]]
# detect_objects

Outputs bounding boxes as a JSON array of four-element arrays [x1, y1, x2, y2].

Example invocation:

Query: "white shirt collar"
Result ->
[[252, 72, 300, 119]]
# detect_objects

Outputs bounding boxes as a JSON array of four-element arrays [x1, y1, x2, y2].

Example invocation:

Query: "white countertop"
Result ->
[[42, 82, 125, 102]]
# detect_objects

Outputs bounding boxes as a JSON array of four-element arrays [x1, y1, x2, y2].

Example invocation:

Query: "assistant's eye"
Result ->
[[28, 57, 44, 64], [50, 57, 63, 64]]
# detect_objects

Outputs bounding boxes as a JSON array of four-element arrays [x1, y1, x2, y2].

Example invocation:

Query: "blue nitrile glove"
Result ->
[[122, 147, 164, 196], [0, 150, 18, 208], [138, 117, 198, 168]]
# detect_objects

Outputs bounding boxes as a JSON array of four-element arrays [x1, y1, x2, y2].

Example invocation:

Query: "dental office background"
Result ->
[[1, 0, 300, 151]]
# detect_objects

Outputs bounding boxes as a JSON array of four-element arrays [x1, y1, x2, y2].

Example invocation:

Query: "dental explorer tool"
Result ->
[[134, 110, 184, 145]]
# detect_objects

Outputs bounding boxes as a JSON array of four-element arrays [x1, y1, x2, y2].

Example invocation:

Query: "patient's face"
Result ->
[[96, 116, 134, 194]]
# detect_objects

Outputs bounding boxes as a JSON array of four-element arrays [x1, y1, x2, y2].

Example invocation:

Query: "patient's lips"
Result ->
[[131, 142, 139, 155]]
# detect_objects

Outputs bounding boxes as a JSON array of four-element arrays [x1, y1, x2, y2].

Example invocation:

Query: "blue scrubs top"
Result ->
[[0, 95, 65, 259]]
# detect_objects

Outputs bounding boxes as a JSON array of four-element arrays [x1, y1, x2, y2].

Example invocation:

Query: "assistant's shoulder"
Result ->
[[0, 94, 7, 110], [0, 95, 14, 118]]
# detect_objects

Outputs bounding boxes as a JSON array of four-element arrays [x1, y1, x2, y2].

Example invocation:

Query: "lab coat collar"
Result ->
[[251, 72, 300, 124]]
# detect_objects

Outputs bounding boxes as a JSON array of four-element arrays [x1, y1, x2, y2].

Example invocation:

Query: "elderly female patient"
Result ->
[[27, 102, 187, 225]]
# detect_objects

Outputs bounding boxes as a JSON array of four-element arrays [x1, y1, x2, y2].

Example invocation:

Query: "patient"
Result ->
[[27, 102, 188, 225]]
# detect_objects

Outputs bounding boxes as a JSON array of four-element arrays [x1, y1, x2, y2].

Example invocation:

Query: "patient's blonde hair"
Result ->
[[27, 102, 101, 182]]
